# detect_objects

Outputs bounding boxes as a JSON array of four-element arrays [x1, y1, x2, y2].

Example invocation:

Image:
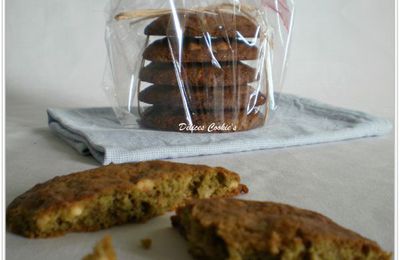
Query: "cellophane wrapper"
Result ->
[[104, 0, 294, 133]]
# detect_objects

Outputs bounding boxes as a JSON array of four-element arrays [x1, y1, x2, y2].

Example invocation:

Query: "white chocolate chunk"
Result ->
[[136, 179, 155, 192], [36, 215, 51, 229], [228, 181, 239, 189], [70, 205, 83, 217]]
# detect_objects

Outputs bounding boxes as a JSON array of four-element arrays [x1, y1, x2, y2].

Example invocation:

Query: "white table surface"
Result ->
[[6, 0, 394, 259]]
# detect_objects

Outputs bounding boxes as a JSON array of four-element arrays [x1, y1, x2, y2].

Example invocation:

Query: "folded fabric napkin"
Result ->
[[47, 93, 392, 165]]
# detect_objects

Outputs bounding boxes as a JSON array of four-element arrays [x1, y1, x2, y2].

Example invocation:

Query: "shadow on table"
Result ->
[[33, 127, 100, 166], [120, 226, 192, 260]]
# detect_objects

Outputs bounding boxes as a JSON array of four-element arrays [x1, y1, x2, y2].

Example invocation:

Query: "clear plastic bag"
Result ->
[[104, 0, 295, 133]]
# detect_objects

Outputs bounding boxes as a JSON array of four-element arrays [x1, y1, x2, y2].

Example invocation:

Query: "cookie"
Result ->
[[140, 107, 265, 133], [139, 62, 257, 87], [138, 85, 267, 110], [82, 235, 117, 260], [144, 12, 260, 38], [171, 199, 391, 260], [143, 37, 259, 62], [6, 161, 248, 238]]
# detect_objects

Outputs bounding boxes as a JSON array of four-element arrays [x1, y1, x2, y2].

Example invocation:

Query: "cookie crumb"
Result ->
[[82, 235, 116, 260], [140, 238, 152, 250]]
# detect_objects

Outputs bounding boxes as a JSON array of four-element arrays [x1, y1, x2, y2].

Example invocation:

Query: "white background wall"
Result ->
[[6, 0, 395, 120], [286, 0, 394, 119]]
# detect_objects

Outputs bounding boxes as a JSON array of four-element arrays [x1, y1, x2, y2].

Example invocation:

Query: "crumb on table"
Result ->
[[140, 238, 152, 250], [82, 235, 117, 260]]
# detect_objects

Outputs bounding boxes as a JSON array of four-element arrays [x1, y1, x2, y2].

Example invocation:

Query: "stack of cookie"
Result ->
[[138, 11, 267, 133]]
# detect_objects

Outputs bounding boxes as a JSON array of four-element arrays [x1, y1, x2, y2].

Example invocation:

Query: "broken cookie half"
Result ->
[[172, 199, 391, 260], [7, 160, 248, 238]]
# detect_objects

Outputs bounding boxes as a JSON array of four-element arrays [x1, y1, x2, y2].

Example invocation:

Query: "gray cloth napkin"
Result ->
[[47, 93, 392, 165]]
